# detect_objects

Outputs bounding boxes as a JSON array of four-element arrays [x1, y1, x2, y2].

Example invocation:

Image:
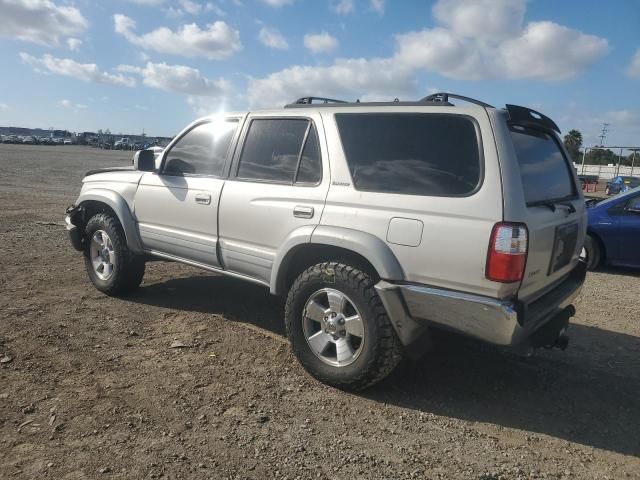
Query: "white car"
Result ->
[[65, 93, 587, 389]]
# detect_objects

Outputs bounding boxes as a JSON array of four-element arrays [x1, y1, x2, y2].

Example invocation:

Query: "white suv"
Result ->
[[65, 93, 587, 390]]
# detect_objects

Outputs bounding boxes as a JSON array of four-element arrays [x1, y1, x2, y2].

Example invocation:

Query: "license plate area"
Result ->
[[548, 223, 579, 274]]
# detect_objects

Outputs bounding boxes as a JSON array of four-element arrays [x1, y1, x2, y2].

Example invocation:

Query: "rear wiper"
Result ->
[[556, 201, 576, 214], [530, 201, 576, 214]]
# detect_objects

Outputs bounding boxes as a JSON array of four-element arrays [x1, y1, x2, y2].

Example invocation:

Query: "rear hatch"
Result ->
[[508, 124, 585, 302]]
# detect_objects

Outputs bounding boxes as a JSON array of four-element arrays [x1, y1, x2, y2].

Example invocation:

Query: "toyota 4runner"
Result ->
[[65, 93, 587, 390]]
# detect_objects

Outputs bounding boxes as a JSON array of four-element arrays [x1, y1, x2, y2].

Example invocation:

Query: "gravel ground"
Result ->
[[1, 144, 639, 480]]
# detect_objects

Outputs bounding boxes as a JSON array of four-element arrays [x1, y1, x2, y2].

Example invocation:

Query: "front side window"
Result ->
[[335, 113, 481, 196], [163, 119, 238, 177], [237, 118, 322, 184]]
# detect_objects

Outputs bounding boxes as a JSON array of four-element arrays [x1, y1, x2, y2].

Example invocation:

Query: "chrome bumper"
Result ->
[[376, 261, 586, 347]]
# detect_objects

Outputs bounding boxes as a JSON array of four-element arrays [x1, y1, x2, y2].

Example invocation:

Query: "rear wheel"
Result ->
[[285, 262, 403, 390], [83, 213, 145, 295], [581, 235, 602, 271]]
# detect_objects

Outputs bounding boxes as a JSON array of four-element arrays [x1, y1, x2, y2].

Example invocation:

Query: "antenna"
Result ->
[[598, 122, 610, 147]]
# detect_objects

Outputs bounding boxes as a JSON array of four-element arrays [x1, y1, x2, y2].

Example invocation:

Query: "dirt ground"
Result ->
[[1, 144, 639, 480]]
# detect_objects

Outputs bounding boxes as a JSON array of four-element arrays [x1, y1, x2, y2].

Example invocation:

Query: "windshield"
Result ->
[[510, 127, 576, 205]]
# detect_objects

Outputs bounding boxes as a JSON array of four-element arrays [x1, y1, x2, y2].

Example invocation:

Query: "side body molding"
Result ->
[[270, 225, 405, 295], [77, 189, 144, 254]]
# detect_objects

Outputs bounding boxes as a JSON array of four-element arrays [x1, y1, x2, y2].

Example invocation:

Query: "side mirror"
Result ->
[[133, 150, 156, 172]]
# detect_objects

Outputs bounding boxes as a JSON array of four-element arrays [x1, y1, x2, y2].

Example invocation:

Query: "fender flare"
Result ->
[[270, 225, 405, 295], [77, 189, 144, 254]]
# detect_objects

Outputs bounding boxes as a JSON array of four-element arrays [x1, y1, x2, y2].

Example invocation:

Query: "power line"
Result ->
[[598, 122, 610, 146]]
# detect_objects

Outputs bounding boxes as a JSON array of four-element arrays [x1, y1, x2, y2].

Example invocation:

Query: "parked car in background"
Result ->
[[114, 137, 132, 150], [53, 138, 65, 145], [605, 176, 640, 195], [22, 136, 37, 144], [3, 135, 20, 144], [64, 138, 73, 145], [582, 186, 640, 269]]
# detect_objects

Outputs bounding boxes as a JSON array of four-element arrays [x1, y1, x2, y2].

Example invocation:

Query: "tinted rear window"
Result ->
[[510, 128, 576, 204], [335, 113, 481, 196]]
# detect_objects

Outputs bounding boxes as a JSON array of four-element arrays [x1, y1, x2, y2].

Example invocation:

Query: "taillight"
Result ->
[[486, 222, 528, 283]]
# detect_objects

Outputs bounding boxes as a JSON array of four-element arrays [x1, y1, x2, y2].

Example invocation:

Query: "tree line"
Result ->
[[563, 129, 638, 166]]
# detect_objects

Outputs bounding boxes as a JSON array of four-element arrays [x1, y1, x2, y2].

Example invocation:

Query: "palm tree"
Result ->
[[563, 129, 583, 162]]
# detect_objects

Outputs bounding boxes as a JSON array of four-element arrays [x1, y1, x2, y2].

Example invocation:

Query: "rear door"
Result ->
[[134, 118, 240, 266], [507, 126, 585, 301], [218, 114, 329, 284]]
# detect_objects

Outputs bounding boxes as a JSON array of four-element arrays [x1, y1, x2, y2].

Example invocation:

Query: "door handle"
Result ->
[[293, 206, 314, 219], [195, 193, 211, 205]]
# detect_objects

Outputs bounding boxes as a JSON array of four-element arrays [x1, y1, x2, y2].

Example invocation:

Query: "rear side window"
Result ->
[[510, 127, 576, 205], [237, 118, 322, 184], [163, 120, 238, 177], [335, 113, 481, 196]]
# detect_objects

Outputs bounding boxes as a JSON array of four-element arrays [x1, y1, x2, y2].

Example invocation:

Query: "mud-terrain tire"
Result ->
[[582, 234, 602, 271], [83, 213, 145, 296], [285, 262, 403, 390]]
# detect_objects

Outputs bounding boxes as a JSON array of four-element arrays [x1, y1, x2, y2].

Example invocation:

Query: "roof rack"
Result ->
[[421, 92, 494, 109], [290, 96, 348, 105]]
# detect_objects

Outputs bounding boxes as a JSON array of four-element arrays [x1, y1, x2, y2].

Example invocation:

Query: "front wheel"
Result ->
[[581, 235, 602, 271], [285, 262, 403, 390], [83, 213, 145, 296]]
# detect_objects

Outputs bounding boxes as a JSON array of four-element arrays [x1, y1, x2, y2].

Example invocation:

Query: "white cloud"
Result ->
[[259, 26, 289, 50], [117, 62, 230, 97], [0, 103, 9, 111], [433, 0, 525, 40], [167, 1, 226, 17], [331, 0, 354, 15], [114, 14, 242, 60], [248, 57, 416, 109], [259, 0, 295, 6], [66, 38, 82, 51], [394, 0, 609, 81], [248, 0, 608, 109], [0, 0, 88, 45], [20, 53, 136, 87], [303, 32, 338, 54], [370, 0, 384, 14], [627, 49, 640, 78], [59, 99, 87, 109], [127, 0, 164, 4]]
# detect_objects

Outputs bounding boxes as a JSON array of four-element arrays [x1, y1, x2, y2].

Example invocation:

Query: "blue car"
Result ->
[[605, 175, 640, 196], [582, 186, 640, 270]]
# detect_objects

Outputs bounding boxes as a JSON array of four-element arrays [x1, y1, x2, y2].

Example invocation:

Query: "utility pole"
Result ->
[[598, 122, 610, 147], [630, 149, 638, 177]]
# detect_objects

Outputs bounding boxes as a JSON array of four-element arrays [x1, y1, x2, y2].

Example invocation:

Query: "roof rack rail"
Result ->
[[288, 96, 348, 106], [421, 92, 494, 109]]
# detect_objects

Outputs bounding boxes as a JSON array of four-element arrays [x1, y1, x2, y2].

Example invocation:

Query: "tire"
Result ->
[[285, 262, 403, 391], [582, 235, 602, 271], [83, 213, 145, 296]]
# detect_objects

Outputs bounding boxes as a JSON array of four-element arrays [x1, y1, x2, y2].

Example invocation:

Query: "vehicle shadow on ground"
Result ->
[[597, 266, 640, 277], [128, 274, 640, 457]]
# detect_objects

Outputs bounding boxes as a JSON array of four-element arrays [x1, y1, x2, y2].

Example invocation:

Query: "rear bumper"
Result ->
[[376, 261, 586, 347]]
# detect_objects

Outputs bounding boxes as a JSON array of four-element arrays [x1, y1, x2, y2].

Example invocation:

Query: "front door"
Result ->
[[134, 118, 240, 267], [615, 194, 640, 266], [218, 115, 329, 284]]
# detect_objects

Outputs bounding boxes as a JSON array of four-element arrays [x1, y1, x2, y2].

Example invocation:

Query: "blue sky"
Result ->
[[0, 0, 638, 147]]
